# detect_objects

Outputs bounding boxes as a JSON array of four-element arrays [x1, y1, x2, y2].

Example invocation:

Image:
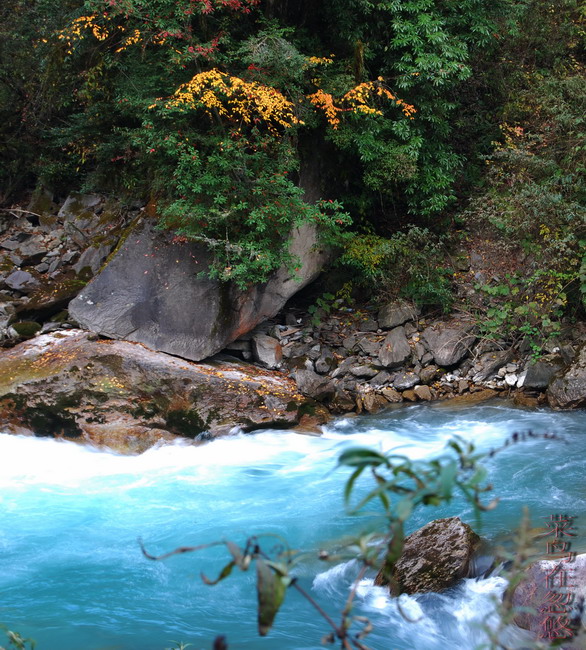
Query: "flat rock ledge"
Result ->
[[0, 330, 328, 453]]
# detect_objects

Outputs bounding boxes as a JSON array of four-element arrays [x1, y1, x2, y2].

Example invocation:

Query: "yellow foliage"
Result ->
[[56, 15, 109, 54], [307, 78, 416, 128], [162, 68, 302, 133]]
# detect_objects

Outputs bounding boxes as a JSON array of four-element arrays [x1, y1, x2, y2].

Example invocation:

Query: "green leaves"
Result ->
[[256, 558, 290, 636]]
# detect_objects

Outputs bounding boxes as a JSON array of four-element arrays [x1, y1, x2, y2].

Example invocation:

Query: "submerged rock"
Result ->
[[0, 330, 326, 453], [375, 516, 480, 595]]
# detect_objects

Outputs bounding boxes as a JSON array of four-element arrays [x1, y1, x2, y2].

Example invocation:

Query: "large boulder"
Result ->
[[375, 517, 480, 595], [0, 330, 327, 453], [547, 345, 586, 408], [422, 320, 477, 367], [512, 553, 585, 644], [69, 220, 329, 362]]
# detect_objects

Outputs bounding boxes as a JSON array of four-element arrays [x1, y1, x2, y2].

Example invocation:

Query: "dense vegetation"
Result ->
[[1, 0, 584, 343]]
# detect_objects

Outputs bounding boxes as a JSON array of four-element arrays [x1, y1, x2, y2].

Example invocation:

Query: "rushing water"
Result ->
[[1, 401, 585, 650]]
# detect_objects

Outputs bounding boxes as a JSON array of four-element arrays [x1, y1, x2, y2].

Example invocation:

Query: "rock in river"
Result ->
[[375, 516, 480, 595], [0, 330, 327, 453]]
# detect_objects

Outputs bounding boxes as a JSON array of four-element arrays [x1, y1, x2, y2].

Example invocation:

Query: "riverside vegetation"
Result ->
[[0, 0, 584, 348]]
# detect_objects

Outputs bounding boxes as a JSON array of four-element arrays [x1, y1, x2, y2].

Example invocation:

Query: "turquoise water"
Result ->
[[1, 401, 584, 649]]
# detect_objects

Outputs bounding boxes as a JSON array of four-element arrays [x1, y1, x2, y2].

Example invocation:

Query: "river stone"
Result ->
[[512, 553, 586, 642], [379, 327, 411, 368], [378, 301, 417, 329], [422, 320, 477, 367], [472, 349, 513, 382], [393, 372, 419, 391], [381, 387, 402, 402], [0, 330, 325, 452], [69, 219, 330, 362], [315, 347, 337, 374], [414, 385, 433, 401], [293, 368, 335, 402], [547, 344, 586, 408], [360, 391, 388, 413], [375, 517, 480, 595], [358, 336, 382, 356], [419, 364, 439, 385], [350, 364, 378, 378], [251, 333, 282, 369], [526, 355, 565, 390]]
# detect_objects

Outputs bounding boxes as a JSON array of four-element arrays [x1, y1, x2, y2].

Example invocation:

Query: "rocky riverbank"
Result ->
[[0, 191, 585, 452]]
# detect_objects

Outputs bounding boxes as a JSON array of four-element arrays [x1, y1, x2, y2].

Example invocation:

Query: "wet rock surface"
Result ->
[[0, 330, 326, 453], [375, 517, 480, 595]]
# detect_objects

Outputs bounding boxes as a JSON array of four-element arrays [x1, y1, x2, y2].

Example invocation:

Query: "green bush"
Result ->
[[339, 227, 454, 313]]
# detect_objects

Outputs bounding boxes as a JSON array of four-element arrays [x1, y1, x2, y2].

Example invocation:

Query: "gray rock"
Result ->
[[331, 356, 359, 378], [315, 347, 337, 374], [294, 368, 335, 401], [18, 236, 48, 266], [394, 372, 419, 391], [525, 356, 565, 389], [358, 318, 379, 332], [360, 391, 388, 413], [358, 336, 382, 356], [370, 370, 392, 387], [251, 334, 282, 369], [5, 270, 39, 293], [0, 303, 15, 339], [69, 220, 330, 362], [73, 244, 113, 276], [378, 300, 417, 329], [414, 341, 427, 361], [0, 233, 30, 251], [379, 326, 411, 368], [419, 365, 439, 385], [59, 193, 103, 246], [421, 351, 434, 366], [342, 336, 357, 351], [504, 373, 517, 386], [307, 344, 322, 360], [62, 250, 79, 264], [350, 364, 378, 378], [422, 321, 477, 367], [375, 517, 480, 595], [472, 349, 513, 382], [548, 344, 586, 408], [47, 258, 61, 274]]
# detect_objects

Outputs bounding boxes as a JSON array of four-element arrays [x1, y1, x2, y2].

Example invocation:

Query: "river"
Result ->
[[1, 401, 584, 649]]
